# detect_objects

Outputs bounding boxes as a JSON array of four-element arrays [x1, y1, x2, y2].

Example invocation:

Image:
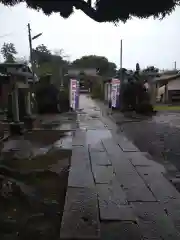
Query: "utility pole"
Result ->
[[174, 61, 177, 70], [120, 39, 122, 70], [119, 39, 124, 110], [28, 23, 35, 84], [28, 23, 42, 85], [60, 67, 64, 88]]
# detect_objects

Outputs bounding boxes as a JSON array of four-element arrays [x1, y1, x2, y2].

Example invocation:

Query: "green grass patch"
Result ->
[[154, 105, 180, 111]]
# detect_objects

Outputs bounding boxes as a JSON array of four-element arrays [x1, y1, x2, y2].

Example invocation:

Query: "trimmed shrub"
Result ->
[[91, 83, 104, 100], [59, 88, 70, 112], [122, 80, 154, 115]]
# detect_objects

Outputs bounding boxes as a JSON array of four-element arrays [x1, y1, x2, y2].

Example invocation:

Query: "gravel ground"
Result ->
[[110, 111, 180, 190]]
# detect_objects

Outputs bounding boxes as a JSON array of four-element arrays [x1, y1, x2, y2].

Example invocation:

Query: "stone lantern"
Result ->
[[6, 69, 34, 134]]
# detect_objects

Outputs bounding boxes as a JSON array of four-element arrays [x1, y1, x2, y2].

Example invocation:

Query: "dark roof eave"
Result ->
[[153, 74, 180, 83]]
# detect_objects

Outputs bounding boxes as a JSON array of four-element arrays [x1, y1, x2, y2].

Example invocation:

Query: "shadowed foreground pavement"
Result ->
[[60, 95, 180, 240]]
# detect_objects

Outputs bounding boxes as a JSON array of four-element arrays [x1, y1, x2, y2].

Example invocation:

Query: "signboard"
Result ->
[[111, 78, 120, 108], [70, 79, 79, 110], [75, 80, 79, 109]]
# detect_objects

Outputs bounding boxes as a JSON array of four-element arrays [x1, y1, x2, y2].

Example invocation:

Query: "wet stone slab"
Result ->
[[127, 152, 166, 173], [55, 123, 72, 131], [89, 141, 105, 152], [133, 202, 180, 240], [127, 152, 155, 166], [92, 165, 115, 184], [100, 222, 142, 240], [60, 187, 100, 240], [102, 138, 156, 202], [96, 181, 136, 221], [79, 120, 105, 130], [118, 172, 156, 202], [68, 162, 94, 188], [99, 204, 136, 221], [71, 146, 90, 164], [31, 146, 51, 157], [116, 135, 140, 152], [72, 129, 87, 146], [96, 181, 127, 205], [163, 199, 180, 232], [102, 138, 125, 157], [53, 132, 73, 150], [68, 146, 94, 188], [90, 151, 111, 166], [86, 129, 112, 146], [2, 139, 33, 159], [137, 166, 180, 202]]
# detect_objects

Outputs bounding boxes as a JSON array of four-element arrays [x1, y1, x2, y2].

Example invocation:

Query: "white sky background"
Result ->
[[0, 2, 180, 70]]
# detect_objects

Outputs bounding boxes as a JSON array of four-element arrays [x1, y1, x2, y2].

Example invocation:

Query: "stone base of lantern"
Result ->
[[9, 122, 24, 135], [24, 115, 36, 130]]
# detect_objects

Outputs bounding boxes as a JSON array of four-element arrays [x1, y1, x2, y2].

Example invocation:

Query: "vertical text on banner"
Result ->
[[70, 79, 77, 110], [111, 78, 120, 108]]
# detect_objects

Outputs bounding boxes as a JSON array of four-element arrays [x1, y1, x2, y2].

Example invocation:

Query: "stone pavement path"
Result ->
[[60, 95, 180, 240]]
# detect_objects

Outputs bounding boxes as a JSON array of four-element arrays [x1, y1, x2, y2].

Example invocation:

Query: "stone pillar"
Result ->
[[25, 77, 31, 116], [12, 84, 19, 122], [162, 83, 168, 103], [165, 83, 168, 103], [155, 83, 159, 101], [150, 83, 156, 105], [10, 82, 24, 135], [24, 78, 35, 130], [104, 83, 108, 101], [26, 90, 31, 116]]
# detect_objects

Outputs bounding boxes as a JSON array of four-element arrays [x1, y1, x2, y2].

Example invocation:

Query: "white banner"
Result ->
[[111, 79, 120, 108], [70, 79, 77, 109]]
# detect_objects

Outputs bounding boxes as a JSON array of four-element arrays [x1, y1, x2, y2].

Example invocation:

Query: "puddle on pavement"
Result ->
[[79, 120, 105, 129], [0, 130, 72, 239], [152, 113, 180, 129], [53, 132, 72, 150], [40, 121, 72, 130], [54, 123, 72, 131], [86, 129, 112, 145]]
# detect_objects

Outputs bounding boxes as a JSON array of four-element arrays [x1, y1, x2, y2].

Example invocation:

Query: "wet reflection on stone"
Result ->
[[53, 132, 72, 150], [55, 123, 72, 131], [86, 129, 112, 145], [31, 147, 51, 158]]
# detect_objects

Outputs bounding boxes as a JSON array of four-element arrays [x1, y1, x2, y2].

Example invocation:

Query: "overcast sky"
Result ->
[[0, 3, 180, 70]]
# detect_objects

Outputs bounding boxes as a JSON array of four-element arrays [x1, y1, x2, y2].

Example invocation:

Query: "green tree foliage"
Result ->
[[71, 55, 116, 77], [143, 66, 159, 73], [33, 44, 69, 87], [120, 69, 154, 114], [32, 44, 51, 66], [16, 57, 28, 65], [1, 42, 17, 62], [35, 44, 51, 54], [1, 0, 179, 23], [123, 80, 153, 114]]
